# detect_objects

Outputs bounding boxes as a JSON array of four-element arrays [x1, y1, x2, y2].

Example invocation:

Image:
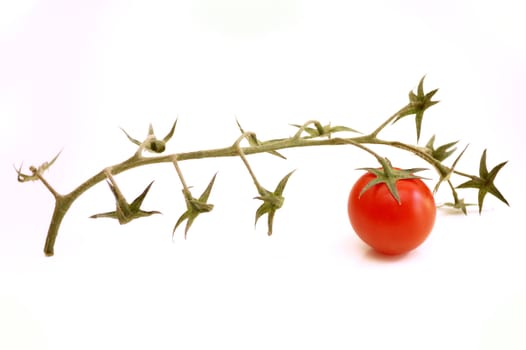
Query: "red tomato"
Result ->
[[347, 171, 436, 255]]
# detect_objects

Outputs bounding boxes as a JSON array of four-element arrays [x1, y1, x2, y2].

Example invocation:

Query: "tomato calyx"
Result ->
[[439, 198, 477, 215], [357, 160, 428, 204], [121, 119, 178, 154], [253, 170, 295, 236], [173, 173, 217, 239], [89, 177, 161, 225], [456, 149, 509, 214], [291, 120, 360, 139], [392, 75, 440, 142], [236, 119, 287, 159]]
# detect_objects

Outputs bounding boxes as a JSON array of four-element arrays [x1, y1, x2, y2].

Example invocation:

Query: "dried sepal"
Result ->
[[173, 173, 217, 239], [162, 119, 177, 143], [15, 150, 62, 182], [120, 127, 142, 147], [291, 121, 359, 139], [90, 180, 160, 224], [236, 119, 286, 159], [253, 170, 295, 236], [121, 119, 178, 154]]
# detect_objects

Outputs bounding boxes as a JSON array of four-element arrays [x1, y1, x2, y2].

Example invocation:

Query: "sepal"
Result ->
[[425, 135, 459, 162], [236, 119, 286, 159], [393, 76, 439, 142], [173, 173, 217, 239], [121, 119, 178, 154], [253, 170, 295, 236], [90, 180, 161, 224], [456, 149, 509, 213], [357, 161, 428, 204], [291, 121, 359, 139], [15, 150, 62, 182]]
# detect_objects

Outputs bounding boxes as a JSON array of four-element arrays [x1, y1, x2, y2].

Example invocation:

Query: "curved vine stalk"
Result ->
[[15, 77, 509, 256]]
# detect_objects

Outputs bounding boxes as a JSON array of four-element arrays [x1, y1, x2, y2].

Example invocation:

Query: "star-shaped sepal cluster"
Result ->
[[358, 161, 429, 204], [121, 120, 177, 154], [393, 76, 439, 142], [425, 135, 459, 162], [236, 119, 286, 159], [173, 173, 217, 239], [90, 179, 161, 225], [428, 140, 469, 194], [291, 120, 359, 139], [456, 149, 509, 213], [254, 170, 295, 236], [439, 196, 477, 215]]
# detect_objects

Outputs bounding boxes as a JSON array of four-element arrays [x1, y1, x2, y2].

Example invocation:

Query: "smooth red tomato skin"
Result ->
[[347, 172, 436, 255]]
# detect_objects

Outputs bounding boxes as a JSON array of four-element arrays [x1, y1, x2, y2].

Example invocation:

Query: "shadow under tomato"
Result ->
[[339, 234, 416, 262], [362, 247, 411, 262], [437, 205, 493, 216]]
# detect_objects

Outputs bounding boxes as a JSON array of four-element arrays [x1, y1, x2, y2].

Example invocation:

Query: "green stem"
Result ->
[[103, 168, 126, 201], [362, 138, 475, 180], [335, 137, 385, 163], [366, 138, 441, 169], [447, 179, 460, 202], [38, 131, 471, 256], [171, 155, 191, 194], [368, 104, 411, 138], [43, 197, 74, 256], [234, 133, 266, 194]]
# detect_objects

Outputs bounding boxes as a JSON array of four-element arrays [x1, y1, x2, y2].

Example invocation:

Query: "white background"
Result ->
[[1, 1, 526, 349]]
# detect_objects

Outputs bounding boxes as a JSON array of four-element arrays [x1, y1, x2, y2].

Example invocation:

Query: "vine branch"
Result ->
[[15, 76, 509, 256]]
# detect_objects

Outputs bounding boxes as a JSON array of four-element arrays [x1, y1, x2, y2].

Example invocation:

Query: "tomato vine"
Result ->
[[15, 76, 509, 256]]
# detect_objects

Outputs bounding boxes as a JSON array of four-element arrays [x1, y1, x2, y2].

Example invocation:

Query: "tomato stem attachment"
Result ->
[[29, 166, 62, 200], [234, 132, 267, 195], [171, 155, 217, 239]]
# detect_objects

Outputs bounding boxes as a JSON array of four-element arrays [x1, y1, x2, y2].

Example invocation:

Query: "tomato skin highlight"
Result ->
[[347, 171, 436, 255]]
